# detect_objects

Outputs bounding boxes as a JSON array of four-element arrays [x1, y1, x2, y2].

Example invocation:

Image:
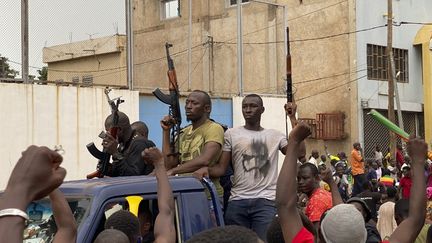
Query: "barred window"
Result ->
[[367, 44, 409, 83]]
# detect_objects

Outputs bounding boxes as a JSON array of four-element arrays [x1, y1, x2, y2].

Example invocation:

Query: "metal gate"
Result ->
[[362, 109, 421, 159]]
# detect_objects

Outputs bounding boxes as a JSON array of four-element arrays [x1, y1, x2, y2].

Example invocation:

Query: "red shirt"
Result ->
[[399, 176, 412, 199], [305, 188, 333, 222], [293, 227, 314, 243], [396, 150, 404, 168]]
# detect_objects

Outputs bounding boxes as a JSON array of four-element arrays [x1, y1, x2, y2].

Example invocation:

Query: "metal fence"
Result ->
[[362, 109, 422, 158]]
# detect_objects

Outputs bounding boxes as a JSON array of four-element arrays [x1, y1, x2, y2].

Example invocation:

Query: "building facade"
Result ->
[[42, 0, 432, 156], [43, 35, 127, 87]]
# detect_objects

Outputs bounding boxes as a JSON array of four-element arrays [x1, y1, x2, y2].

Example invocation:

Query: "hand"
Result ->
[[5, 146, 66, 203], [407, 135, 428, 165], [320, 166, 334, 185], [192, 167, 209, 181], [142, 147, 164, 167], [160, 115, 176, 131], [166, 168, 175, 176], [298, 193, 308, 207], [284, 101, 297, 118], [288, 122, 311, 144], [102, 132, 118, 155]]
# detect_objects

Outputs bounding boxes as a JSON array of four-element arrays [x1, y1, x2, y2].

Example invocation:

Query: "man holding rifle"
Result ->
[[101, 111, 156, 176], [161, 90, 225, 197]]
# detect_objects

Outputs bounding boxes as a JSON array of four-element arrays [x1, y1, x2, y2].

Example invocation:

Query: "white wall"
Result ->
[[232, 96, 291, 173], [0, 83, 139, 189]]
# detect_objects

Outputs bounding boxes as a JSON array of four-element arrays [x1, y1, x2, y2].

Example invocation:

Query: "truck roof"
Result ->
[[59, 175, 205, 198]]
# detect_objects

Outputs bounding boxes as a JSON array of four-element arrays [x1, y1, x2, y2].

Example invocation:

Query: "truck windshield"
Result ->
[[23, 196, 91, 243]]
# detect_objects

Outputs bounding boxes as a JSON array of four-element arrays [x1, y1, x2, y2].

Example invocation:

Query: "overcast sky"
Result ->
[[0, 0, 125, 77]]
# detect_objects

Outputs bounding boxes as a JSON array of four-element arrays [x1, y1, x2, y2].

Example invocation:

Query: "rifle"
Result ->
[[286, 27, 293, 104], [153, 42, 182, 156], [285, 27, 294, 137], [86, 88, 124, 179]]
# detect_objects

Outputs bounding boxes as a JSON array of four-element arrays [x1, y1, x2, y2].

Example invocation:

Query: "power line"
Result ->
[[297, 75, 367, 102], [178, 46, 208, 90], [295, 68, 367, 85], [7, 41, 208, 74], [214, 24, 387, 45], [216, 0, 348, 45]]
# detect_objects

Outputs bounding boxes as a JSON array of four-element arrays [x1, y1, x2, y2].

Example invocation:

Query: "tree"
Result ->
[[0, 54, 19, 78], [37, 66, 48, 81]]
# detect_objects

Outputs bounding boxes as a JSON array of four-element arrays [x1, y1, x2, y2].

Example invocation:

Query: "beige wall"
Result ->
[[0, 83, 139, 189], [133, 0, 356, 157], [44, 35, 127, 87], [47, 52, 127, 87]]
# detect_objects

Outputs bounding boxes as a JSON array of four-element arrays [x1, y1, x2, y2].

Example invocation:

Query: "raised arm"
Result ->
[[389, 137, 427, 243], [0, 146, 66, 243], [160, 116, 179, 170], [142, 147, 176, 243], [50, 189, 77, 243], [276, 123, 311, 242], [320, 167, 343, 206]]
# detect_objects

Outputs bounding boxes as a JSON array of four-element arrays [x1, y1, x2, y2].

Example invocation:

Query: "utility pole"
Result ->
[[237, 0, 243, 96], [125, 0, 133, 90], [387, 0, 396, 160], [21, 0, 29, 83]]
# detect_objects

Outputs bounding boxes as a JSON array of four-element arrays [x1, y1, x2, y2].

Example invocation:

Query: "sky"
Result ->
[[0, 0, 125, 77]]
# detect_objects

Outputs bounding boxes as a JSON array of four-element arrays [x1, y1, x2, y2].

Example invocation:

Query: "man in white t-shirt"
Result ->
[[193, 94, 302, 241], [308, 150, 319, 167]]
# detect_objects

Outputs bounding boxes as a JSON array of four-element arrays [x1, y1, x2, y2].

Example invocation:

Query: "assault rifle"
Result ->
[[153, 42, 182, 156], [86, 88, 124, 179], [285, 27, 294, 137]]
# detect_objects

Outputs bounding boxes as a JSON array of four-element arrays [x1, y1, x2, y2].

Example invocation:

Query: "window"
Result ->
[[367, 44, 409, 83], [298, 112, 345, 140], [82, 75, 93, 86], [228, 0, 250, 6], [71, 76, 79, 83], [161, 0, 180, 19], [24, 197, 91, 242]]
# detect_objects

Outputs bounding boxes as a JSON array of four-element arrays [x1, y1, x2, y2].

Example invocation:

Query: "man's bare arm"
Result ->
[[276, 123, 311, 242], [320, 167, 343, 206], [160, 116, 178, 169], [0, 146, 66, 243], [50, 189, 77, 243], [169, 141, 221, 175], [142, 148, 176, 243], [389, 137, 427, 243]]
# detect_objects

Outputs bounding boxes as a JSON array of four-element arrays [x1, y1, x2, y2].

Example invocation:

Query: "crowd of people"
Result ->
[[0, 90, 431, 243]]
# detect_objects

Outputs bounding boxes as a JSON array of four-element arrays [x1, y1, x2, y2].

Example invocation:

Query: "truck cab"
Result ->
[[22, 176, 224, 243]]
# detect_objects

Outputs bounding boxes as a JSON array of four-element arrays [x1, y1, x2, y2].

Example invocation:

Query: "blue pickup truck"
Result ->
[[22, 176, 224, 243]]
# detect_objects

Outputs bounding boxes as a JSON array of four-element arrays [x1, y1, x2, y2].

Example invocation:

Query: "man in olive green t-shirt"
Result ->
[[160, 90, 224, 197]]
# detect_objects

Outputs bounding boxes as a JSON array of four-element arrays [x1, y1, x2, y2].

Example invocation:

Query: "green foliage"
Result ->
[[0, 54, 19, 78], [37, 66, 48, 81]]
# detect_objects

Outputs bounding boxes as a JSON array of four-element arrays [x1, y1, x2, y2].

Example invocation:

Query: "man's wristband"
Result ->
[[0, 208, 29, 222]]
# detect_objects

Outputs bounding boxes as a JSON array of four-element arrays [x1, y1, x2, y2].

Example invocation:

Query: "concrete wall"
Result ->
[[355, 0, 432, 144], [132, 0, 355, 157], [0, 83, 139, 189]]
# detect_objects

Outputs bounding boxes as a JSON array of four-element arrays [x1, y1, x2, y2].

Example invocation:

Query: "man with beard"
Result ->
[[161, 90, 224, 197]]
